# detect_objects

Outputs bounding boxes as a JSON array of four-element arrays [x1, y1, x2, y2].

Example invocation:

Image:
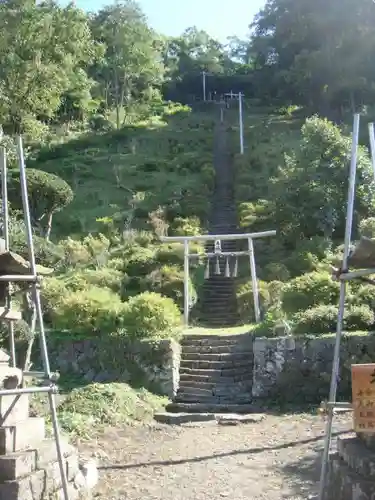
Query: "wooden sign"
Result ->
[[351, 364, 375, 433]]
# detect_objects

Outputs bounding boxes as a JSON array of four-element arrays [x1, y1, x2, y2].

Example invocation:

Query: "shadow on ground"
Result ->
[[97, 430, 344, 472]]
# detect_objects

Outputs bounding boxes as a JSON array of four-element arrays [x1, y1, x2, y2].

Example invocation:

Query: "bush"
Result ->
[[292, 305, 338, 335], [359, 218, 375, 238], [41, 277, 69, 320], [170, 216, 201, 236], [293, 304, 375, 335], [124, 246, 156, 276], [63, 268, 123, 293], [9, 215, 63, 266], [146, 265, 196, 310], [263, 263, 290, 282], [351, 284, 375, 309], [155, 242, 202, 269], [344, 305, 375, 331], [282, 271, 340, 315], [155, 243, 184, 267], [252, 309, 291, 337], [283, 237, 329, 277], [50, 287, 125, 335], [123, 292, 181, 338], [8, 168, 74, 223], [267, 280, 285, 308], [237, 280, 270, 322], [57, 238, 92, 268]]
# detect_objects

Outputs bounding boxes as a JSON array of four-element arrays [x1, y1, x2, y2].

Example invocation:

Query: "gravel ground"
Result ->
[[80, 413, 352, 500]]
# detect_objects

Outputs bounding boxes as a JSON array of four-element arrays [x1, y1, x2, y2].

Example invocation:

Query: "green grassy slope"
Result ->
[[30, 110, 218, 237]]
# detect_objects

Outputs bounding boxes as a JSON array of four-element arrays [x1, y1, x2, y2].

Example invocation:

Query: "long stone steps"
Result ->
[[180, 359, 251, 371], [174, 393, 252, 404], [154, 333, 256, 422], [194, 119, 240, 327], [165, 402, 255, 414]]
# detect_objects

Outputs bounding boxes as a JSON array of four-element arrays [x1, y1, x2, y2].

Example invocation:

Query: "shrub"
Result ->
[[351, 284, 375, 309], [155, 242, 202, 269], [155, 243, 184, 266], [238, 200, 273, 232], [293, 304, 375, 335], [123, 292, 181, 338], [282, 271, 340, 315], [9, 216, 63, 266], [57, 238, 92, 268], [41, 277, 69, 320], [263, 263, 290, 282], [124, 246, 156, 276], [50, 287, 125, 335], [8, 168, 74, 224], [107, 257, 126, 271], [267, 280, 285, 308], [146, 265, 196, 310], [237, 280, 270, 322], [252, 309, 291, 337], [63, 268, 123, 293], [344, 305, 375, 331], [292, 305, 338, 335], [359, 218, 375, 238], [170, 216, 201, 236]]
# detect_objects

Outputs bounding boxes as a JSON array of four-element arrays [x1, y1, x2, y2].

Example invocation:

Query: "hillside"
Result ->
[[30, 106, 216, 237], [23, 100, 375, 334]]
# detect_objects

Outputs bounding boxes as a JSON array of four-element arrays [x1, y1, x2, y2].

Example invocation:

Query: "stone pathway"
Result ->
[[163, 333, 254, 415], [80, 412, 352, 500]]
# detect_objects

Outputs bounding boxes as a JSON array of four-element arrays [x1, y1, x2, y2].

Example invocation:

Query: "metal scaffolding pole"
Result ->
[[0, 138, 70, 499], [317, 113, 360, 500]]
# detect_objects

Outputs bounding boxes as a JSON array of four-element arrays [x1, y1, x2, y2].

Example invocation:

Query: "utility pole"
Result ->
[[239, 91, 244, 154], [202, 71, 206, 101]]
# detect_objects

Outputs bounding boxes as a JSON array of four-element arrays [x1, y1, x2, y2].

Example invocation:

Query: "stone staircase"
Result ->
[[0, 351, 85, 499], [325, 434, 375, 499], [163, 333, 254, 417], [194, 113, 240, 326]]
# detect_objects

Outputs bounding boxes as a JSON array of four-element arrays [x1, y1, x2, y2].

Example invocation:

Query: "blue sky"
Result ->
[[68, 0, 266, 41]]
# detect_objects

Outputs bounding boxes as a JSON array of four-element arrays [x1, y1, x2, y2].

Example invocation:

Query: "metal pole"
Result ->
[[16, 138, 37, 287], [0, 275, 37, 282], [1, 148, 9, 249], [368, 123, 375, 183], [239, 92, 244, 155], [248, 237, 260, 323], [202, 71, 206, 102], [16, 136, 70, 500], [0, 385, 57, 397], [183, 239, 189, 327], [0, 147, 16, 367], [318, 113, 360, 500]]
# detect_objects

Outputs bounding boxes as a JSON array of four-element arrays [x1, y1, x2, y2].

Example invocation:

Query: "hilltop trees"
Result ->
[[90, 1, 164, 128], [250, 0, 375, 114], [0, 0, 100, 134]]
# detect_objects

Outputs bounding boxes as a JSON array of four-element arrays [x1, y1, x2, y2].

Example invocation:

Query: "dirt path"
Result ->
[[80, 413, 352, 500]]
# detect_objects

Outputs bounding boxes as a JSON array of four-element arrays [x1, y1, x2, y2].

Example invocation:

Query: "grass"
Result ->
[[32, 381, 168, 441], [31, 111, 216, 237]]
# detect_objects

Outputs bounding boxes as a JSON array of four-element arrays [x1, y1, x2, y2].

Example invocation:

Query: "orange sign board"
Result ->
[[351, 364, 375, 433]]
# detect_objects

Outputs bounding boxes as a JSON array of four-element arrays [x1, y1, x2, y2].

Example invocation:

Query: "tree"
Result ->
[[250, 0, 375, 114], [270, 116, 375, 245], [0, 0, 101, 134], [90, 0, 164, 129], [7, 169, 74, 239]]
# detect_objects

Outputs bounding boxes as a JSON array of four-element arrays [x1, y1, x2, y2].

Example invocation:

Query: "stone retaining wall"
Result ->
[[252, 334, 375, 403], [48, 336, 181, 398], [47, 332, 375, 404]]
